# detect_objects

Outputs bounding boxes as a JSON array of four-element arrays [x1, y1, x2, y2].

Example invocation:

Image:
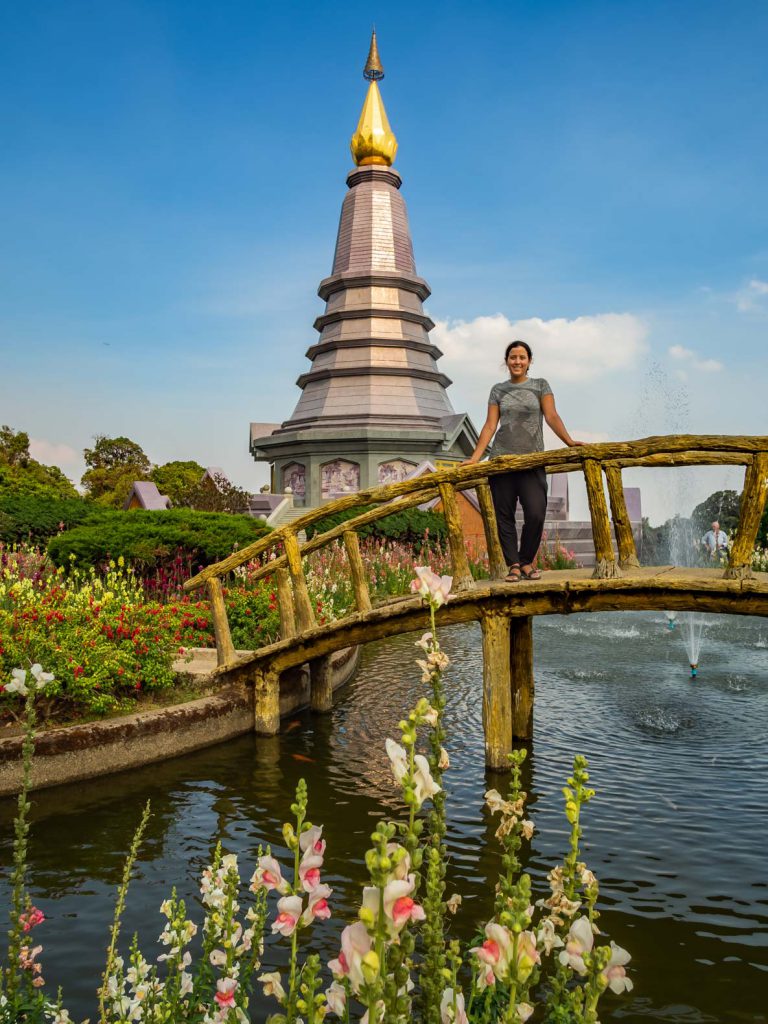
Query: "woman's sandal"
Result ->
[[520, 565, 542, 580], [505, 564, 522, 582]]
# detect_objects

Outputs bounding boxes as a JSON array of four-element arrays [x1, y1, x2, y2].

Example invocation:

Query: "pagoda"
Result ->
[[250, 32, 477, 506]]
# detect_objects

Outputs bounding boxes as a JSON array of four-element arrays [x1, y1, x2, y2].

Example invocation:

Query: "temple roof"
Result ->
[[350, 31, 398, 167]]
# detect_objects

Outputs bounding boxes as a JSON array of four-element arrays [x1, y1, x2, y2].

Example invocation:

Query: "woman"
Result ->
[[465, 340, 583, 581]]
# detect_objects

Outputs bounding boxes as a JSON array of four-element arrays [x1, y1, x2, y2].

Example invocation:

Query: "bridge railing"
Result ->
[[184, 435, 768, 668]]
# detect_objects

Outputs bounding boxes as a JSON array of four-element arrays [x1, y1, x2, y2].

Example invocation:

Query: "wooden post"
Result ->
[[480, 611, 513, 770], [275, 567, 296, 639], [583, 459, 622, 579], [206, 577, 236, 667], [604, 464, 640, 570], [282, 528, 316, 632], [310, 654, 334, 713], [438, 482, 474, 592], [510, 616, 534, 741], [253, 665, 280, 735], [725, 452, 768, 579], [476, 480, 507, 579], [343, 530, 372, 613]]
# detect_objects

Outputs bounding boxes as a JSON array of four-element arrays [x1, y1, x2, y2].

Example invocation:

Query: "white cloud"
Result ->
[[668, 344, 723, 372], [735, 278, 768, 313], [29, 438, 78, 467], [432, 312, 648, 393]]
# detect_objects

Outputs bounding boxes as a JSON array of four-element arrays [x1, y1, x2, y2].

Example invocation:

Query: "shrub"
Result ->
[[47, 509, 270, 572], [306, 504, 447, 546], [0, 494, 91, 544]]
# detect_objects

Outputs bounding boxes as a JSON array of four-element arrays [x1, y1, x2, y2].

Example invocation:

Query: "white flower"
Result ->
[[325, 981, 346, 1017], [516, 1003, 534, 1022], [537, 917, 564, 956], [445, 892, 462, 914], [415, 632, 433, 651], [386, 738, 409, 785], [440, 987, 468, 1023], [412, 754, 441, 807], [6, 669, 29, 696], [30, 664, 55, 689], [558, 915, 593, 975], [602, 941, 633, 993], [410, 566, 453, 607], [259, 971, 286, 1002]]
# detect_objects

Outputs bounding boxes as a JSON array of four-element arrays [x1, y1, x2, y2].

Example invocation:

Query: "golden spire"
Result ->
[[350, 30, 398, 167]]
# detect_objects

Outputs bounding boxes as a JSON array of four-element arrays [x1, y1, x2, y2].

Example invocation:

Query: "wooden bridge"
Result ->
[[184, 435, 768, 769]]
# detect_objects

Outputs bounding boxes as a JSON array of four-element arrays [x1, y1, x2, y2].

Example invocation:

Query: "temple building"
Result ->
[[250, 33, 477, 507]]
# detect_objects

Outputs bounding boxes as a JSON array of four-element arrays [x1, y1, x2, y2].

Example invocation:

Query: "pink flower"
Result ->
[[214, 977, 237, 1008], [271, 895, 303, 937], [362, 875, 426, 937], [250, 854, 290, 894], [299, 848, 324, 892], [300, 883, 332, 925], [410, 566, 453, 608], [470, 922, 538, 985], [19, 907, 45, 932], [327, 921, 373, 994], [299, 824, 326, 858]]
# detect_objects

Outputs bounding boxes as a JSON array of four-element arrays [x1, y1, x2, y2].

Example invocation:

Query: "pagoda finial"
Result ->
[[364, 28, 384, 81], [351, 32, 398, 167]]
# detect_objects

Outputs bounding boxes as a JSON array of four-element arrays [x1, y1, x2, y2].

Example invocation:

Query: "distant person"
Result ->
[[702, 520, 728, 562], [464, 340, 583, 581]]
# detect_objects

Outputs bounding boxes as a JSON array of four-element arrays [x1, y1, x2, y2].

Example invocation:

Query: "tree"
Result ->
[[0, 425, 78, 499], [690, 490, 741, 536], [0, 425, 31, 466], [179, 471, 252, 514], [150, 460, 206, 506], [81, 435, 152, 506]]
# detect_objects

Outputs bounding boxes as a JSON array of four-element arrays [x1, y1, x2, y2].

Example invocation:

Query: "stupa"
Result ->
[[250, 32, 477, 506]]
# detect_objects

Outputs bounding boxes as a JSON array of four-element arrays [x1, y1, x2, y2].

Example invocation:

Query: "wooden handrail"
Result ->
[[185, 435, 768, 593], [189, 434, 768, 669]]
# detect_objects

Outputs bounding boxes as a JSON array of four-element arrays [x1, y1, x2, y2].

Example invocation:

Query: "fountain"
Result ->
[[679, 611, 705, 677], [665, 611, 677, 630]]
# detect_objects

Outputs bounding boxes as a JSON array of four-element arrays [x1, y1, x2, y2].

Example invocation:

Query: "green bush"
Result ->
[[0, 494, 92, 544], [306, 504, 446, 546], [47, 509, 271, 571]]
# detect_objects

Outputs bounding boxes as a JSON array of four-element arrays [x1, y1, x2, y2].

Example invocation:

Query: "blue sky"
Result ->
[[1, 0, 766, 522]]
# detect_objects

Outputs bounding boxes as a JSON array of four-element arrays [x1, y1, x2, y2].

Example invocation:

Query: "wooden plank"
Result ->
[[481, 611, 513, 770], [283, 528, 316, 633], [253, 666, 280, 735], [438, 482, 474, 592], [185, 435, 768, 591], [206, 577, 236, 667], [725, 452, 768, 579], [310, 654, 333, 713], [476, 481, 507, 579], [343, 531, 372, 613], [510, 616, 534, 741], [275, 567, 296, 639], [604, 464, 640, 569], [583, 459, 622, 579]]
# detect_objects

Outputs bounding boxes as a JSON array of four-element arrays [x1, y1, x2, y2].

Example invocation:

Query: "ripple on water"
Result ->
[[0, 612, 767, 1023]]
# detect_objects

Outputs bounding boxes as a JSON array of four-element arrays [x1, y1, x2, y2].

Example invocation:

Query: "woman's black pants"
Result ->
[[489, 467, 548, 569]]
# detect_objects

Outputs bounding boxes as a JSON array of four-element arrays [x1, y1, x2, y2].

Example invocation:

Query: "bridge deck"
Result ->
[[216, 566, 768, 679]]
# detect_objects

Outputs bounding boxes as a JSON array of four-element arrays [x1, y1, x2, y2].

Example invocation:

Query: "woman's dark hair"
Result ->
[[504, 340, 532, 361]]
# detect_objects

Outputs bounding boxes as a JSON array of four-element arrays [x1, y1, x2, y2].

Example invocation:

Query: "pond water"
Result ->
[[1, 611, 767, 1023]]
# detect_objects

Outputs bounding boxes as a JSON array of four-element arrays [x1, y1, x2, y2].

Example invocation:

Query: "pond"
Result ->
[[1, 611, 767, 1023]]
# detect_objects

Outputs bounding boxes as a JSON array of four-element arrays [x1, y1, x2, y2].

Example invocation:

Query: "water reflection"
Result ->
[[0, 612, 766, 1022]]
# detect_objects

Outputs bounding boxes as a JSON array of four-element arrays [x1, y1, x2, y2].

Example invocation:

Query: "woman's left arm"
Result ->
[[541, 394, 584, 447]]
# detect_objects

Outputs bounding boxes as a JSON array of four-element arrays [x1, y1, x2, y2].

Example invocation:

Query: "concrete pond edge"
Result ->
[[0, 646, 360, 797]]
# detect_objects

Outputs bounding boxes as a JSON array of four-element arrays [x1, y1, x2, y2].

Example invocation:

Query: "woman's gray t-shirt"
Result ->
[[488, 377, 553, 455]]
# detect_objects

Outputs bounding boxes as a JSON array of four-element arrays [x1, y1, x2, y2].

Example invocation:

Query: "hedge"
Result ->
[[47, 509, 271, 571], [305, 504, 447, 546], [0, 494, 92, 544]]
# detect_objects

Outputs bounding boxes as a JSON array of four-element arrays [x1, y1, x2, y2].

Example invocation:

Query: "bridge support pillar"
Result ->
[[481, 611, 513, 770], [253, 666, 280, 735], [510, 616, 534, 741], [310, 655, 334, 713]]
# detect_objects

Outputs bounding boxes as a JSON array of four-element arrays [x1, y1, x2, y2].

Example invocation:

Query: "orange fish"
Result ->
[[291, 753, 315, 763], [283, 720, 302, 733]]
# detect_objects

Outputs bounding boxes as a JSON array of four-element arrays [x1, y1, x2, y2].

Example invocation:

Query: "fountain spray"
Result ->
[[666, 611, 677, 630]]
